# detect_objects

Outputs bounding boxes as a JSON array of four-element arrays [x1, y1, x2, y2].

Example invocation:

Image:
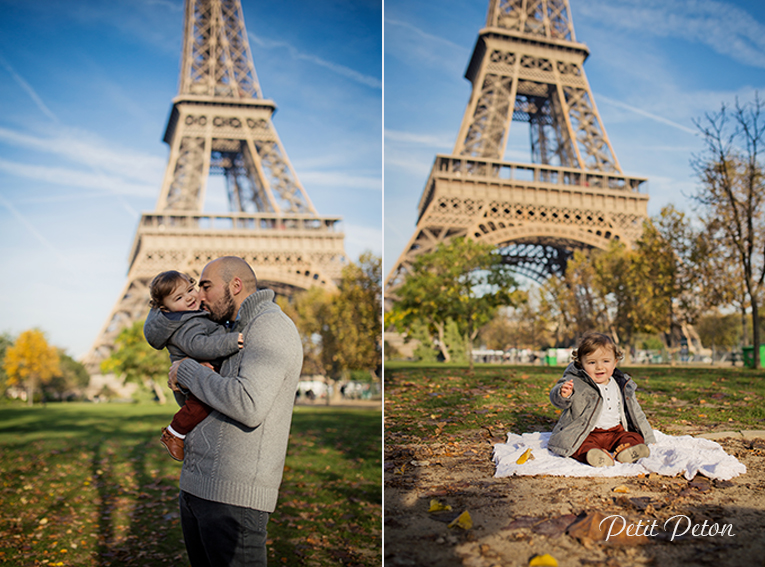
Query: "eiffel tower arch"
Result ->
[[385, 0, 649, 303], [83, 0, 346, 372]]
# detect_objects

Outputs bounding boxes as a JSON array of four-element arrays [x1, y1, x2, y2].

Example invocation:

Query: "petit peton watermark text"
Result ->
[[599, 514, 735, 542]]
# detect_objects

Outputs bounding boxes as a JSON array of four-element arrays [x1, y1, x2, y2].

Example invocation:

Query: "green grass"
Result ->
[[0, 402, 381, 566], [384, 362, 765, 444]]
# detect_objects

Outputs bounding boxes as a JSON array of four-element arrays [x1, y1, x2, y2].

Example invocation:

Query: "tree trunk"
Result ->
[[753, 299, 761, 369], [148, 379, 167, 405], [328, 372, 347, 405], [466, 329, 475, 372], [436, 323, 450, 362], [742, 303, 749, 348]]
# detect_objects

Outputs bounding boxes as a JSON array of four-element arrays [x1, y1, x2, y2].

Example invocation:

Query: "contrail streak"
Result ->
[[0, 52, 59, 123]]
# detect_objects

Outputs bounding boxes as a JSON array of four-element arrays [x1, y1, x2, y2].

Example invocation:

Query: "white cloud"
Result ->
[[139, 0, 182, 11], [384, 129, 453, 147], [384, 152, 434, 177], [249, 33, 381, 90], [383, 217, 409, 243], [573, 0, 765, 69], [0, 126, 165, 185], [343, 223, 382, 259], [384, 17, 468, 73], [0, 158, 155, 203], [299, 170, 381, 191], [0, 194, 74, 272], [69, 1, 181, 55], [384, 18, 465, 53]]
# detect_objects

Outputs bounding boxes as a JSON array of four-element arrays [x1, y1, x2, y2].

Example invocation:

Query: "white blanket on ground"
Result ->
[[492, 430, 746, 481]]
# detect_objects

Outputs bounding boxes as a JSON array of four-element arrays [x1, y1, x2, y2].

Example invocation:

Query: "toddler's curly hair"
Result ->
[[572, 332, 623, 368], [148, 270, 196, 310]]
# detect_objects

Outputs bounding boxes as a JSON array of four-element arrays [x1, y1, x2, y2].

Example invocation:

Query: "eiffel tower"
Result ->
[[385, 0, 648, 302], [83, 0, 346, 372]]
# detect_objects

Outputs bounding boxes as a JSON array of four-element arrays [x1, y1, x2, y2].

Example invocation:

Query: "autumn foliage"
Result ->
[[3, 329, 60, 405], [280, 252, 382, 381]]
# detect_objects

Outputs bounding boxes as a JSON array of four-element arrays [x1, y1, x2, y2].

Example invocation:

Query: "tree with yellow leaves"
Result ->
[[101, 320, 169, 404], [3, 329, 61, 405]]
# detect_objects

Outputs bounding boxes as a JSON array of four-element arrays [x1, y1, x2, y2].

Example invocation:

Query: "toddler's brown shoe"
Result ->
[[586, 448, 615, 467], [160, 427, 184, 461], [616, 443, 650, 463]]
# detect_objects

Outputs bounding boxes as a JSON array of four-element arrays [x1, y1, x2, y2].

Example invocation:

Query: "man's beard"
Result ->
[[203, 286, 237, 325]]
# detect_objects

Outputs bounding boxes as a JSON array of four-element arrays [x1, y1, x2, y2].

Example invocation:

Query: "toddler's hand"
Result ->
[[561, 379, 574, 398], [238, 333, 244, 348]]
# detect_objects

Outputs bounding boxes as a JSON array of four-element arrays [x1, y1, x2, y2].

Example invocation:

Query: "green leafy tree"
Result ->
[[629, 218, 677, 342], [408, 320, 439, 362], [278, 287, 332, 376], [101, 320, 169, 403], [635, 206, 722, 353], [599, 239, 646, 349], [4, 329, 60, 405], [478, 294, 554, 352], [44, 351, 90, 401], [697, 312, 741, 349], [695, 218, 748, 345], [324, 252, 382, 379], [540, 244, 622, 347], [283, 253, 382, 399], [0, 332, 13, 394], [539, 209, 712, 357], [443, 318, 468, 364], [387, 237, 524, 369], [479, 310, 514, 351], [518, 289, 555, 349], [538, 237, 661, 355]]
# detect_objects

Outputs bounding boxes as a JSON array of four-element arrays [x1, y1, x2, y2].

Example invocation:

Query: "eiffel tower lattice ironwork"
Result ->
[[83, 0, 346, 372], [385, 0, 649, 302]]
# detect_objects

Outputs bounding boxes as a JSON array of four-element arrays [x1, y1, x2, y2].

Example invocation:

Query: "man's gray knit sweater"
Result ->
[[175, 289, 303, 512]]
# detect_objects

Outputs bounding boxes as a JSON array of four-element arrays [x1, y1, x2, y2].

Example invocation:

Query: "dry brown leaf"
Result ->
[[566, 511, 649, 546], [504, 516, 543, 530]]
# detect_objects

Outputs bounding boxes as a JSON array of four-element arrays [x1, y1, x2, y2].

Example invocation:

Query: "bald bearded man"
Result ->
[[168, 256, 303, 567]]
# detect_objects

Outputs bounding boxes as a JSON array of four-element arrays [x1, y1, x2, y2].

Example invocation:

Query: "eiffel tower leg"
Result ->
[[82, 276, 152, 373], [385, 224, 467, 305]]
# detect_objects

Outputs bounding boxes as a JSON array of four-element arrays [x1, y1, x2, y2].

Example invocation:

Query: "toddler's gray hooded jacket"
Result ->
[[548, 362, 656, 457]]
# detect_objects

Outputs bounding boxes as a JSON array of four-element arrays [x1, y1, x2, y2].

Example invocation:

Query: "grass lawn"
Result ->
[[384, 362, 765, 445], [0, 402, 381, 567]]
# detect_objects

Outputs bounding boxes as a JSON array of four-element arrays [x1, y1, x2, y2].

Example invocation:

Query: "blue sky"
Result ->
[[0, 0, 382, 359], [384, 0, 765, 279]]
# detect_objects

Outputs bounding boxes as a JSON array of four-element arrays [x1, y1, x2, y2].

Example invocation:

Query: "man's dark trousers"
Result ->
[[180, 490, 269, 566]]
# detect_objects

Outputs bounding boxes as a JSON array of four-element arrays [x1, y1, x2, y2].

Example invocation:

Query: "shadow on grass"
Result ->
[[0, 403, 382, 567], [0, 403, 185, 566], [269, 407, 382, 566], [90, 437, 185, 566]]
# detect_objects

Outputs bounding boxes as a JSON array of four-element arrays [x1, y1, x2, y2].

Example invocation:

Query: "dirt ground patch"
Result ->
[[384, 431, 765, 567]]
